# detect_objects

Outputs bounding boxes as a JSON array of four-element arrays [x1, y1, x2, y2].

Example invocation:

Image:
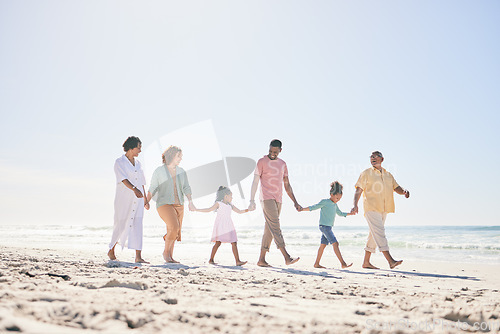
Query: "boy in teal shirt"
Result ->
[[300, 181, 354, 268]]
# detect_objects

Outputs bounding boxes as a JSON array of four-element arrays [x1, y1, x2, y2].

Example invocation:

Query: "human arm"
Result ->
[[186, 194, 196, 211], [115, 159, 143, 198], [232, 205, 249, 214], [143, 186, 150, 210], [304, 200, 324, 212], [394, 186, 410, 198], [195, 202, 219, 213], [352, 187, 363, 214], [336, 205, 352, 217], [248, 174, 260, 211], [181, 170, 196, 210], [283, 175, 302, 211], [122, 179, 143, 198], [146, 191, 153, 205]]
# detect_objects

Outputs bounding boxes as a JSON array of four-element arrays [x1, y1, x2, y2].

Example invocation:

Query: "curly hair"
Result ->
[[122, 136, 141, 152], [162, 146, 182, 165], [330, 181, 343, 195]]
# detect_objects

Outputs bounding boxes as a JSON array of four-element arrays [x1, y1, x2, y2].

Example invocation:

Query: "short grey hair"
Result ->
[[371, 151, 383, 158]]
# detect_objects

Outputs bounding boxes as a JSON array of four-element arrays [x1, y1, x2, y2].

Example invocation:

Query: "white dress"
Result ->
[[211, 201, 238, 243], [109, 155, 146, 250]]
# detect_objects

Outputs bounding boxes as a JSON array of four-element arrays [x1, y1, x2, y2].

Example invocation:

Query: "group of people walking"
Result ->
[[108, 136, 410, 270]]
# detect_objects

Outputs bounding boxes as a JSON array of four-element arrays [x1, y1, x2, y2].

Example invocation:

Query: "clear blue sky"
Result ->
[[1, 0, 499, 226]]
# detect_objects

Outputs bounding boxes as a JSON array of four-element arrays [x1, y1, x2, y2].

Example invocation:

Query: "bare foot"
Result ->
[[135, 258, 149, 264], [362, 262, 379, 269], [162, 251, 168, 262], [286, 257, 300, 265], [208, 260, 216, 265], [166, 258, 180, 264], [107, 249, 117, 261], [236, 261, 247, 266], [314, 264, 326, 269], [342, 262, 353, 269], [257, 261, 271, 267], [390, 260, 403, 269]]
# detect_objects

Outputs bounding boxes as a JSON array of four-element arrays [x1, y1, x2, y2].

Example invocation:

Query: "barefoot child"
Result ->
[[300, 181, 354, 269], [195, 186, 250, 266]]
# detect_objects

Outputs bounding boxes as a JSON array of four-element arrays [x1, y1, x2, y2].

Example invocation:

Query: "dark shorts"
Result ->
[[319, 225, 338, 245]]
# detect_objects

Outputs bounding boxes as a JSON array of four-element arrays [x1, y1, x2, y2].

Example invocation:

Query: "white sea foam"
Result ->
[[1, 224, 499, 264]]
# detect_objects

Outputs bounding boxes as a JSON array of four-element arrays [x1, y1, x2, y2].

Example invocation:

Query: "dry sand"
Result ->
[[0, 245, 499, 333]]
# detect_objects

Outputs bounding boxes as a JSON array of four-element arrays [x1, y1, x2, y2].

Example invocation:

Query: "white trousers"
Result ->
[[364, 211, 389, 253]]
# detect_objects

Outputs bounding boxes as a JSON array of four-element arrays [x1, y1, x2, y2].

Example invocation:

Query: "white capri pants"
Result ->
[[364, 211, 389, 253]]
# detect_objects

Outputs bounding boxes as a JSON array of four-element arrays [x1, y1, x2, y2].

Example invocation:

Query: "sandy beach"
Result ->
[[0, 245, 499, 333]]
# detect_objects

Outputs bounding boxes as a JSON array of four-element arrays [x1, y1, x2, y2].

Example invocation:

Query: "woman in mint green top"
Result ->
[[146, 146, 194, 263], [149, 163, 192, 208], [300, 181, 354, 269]]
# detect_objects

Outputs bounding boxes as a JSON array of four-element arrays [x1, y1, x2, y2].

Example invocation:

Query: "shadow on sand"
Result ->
[[321, 267, 480, 281], [270, 267, 343, 279]]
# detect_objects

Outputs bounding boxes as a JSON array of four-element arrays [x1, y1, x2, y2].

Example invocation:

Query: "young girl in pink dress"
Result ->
[[195, 186, 251, 266]]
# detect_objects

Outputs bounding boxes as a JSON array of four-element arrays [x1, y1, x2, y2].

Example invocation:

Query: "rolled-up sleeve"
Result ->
[[355, 170, 367, 190], [149, 170, 159, 196], [114, 159, 127, 184], [390, 172, 400, 190], [182, 171, 192, 196]]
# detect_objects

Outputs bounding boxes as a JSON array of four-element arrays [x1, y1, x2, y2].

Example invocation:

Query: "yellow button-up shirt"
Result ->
[[355, 167, 400, 213]]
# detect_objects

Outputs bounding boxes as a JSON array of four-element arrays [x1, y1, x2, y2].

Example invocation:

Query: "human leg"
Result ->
[[158, 205, 181, 263], [108, 243, 117, 260], [363, 211, 390, 268], [365, 211, 402, 268], [231, 242, 247, 266], [209, 241, 221, 264], [175, 205, 185, 242], [258, 201, 276, 266], [258, 216, 273, 267], [135, 250, 149, 263], [363, 251, 378, 269], [382, 251, 403, 269], [314, 244, 327, 268], [332, 242, 352, 268], [261, 200, 298, 265], [129, 204, 148, 263]]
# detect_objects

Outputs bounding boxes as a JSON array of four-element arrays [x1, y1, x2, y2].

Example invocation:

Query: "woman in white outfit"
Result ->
[[108, 136, 150, 263]]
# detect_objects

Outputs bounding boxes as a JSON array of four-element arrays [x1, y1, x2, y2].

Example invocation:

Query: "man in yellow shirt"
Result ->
[[352, 151, 410, 269]]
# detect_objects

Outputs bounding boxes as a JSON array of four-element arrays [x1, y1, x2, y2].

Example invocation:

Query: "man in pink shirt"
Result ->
[[249, 139, 301, 267]]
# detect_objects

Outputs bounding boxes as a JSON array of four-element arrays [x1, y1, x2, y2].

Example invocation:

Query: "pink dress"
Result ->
[[211, 201, 238, 243]]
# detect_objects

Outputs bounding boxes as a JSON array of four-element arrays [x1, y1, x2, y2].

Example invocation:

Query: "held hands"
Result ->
[[294, 203, 303, 212], [144, 202, 150, 210], [188, 201, 196, 211], [351, 206, 359, 215], [248, 201, 256, 211]]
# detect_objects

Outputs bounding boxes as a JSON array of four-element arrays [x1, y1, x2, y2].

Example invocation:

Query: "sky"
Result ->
[[0, 0, 499, 228]]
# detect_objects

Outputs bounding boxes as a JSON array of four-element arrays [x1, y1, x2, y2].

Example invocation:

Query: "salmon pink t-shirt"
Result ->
[[254, 155, 288, 203]]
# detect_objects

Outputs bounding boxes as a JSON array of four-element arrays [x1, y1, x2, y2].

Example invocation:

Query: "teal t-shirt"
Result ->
[[309, 199, 348, 226]]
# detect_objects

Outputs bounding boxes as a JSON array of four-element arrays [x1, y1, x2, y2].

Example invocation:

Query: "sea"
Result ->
[[1, 224, 499, 265]]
